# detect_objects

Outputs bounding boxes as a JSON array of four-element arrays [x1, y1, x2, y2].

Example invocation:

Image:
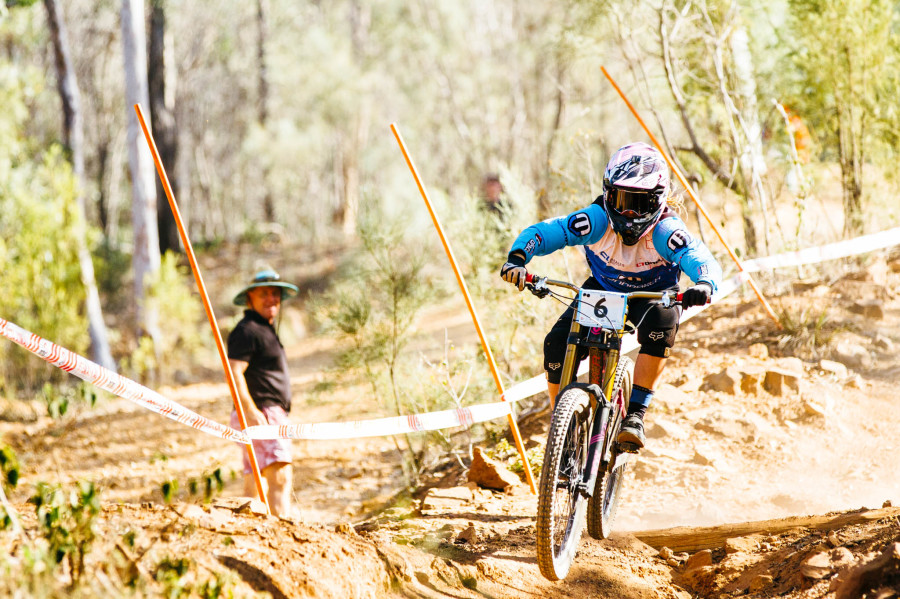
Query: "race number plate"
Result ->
[[575, 290, 628, 330]]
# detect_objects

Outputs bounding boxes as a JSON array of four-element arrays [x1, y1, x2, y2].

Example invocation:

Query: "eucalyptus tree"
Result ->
[[44, 0, 116, 371], [120, 0, 161, 362], [787, 0, 899, 236]]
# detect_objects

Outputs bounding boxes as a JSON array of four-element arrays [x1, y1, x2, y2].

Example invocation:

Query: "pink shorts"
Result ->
[[230, 405, 293, 474]]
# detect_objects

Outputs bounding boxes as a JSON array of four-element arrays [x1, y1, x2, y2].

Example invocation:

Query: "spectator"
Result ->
[[228, 268, 298, 517]]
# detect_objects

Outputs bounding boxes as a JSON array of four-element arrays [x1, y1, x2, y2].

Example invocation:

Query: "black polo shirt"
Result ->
[[227, 310, 291, 412]]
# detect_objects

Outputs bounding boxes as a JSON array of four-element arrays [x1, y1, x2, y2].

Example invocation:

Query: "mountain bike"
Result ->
[[524, 273, 684, 581]]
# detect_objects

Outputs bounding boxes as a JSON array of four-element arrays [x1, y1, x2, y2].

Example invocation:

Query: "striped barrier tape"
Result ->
[[244, 401, 512, 440], [2, 225, 896, 442], [741, 226, 900, 273], [0, 318, 250, 444]]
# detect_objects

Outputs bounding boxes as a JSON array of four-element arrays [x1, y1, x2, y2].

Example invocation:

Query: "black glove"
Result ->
[[500, 252, 527, 291], [681, 282, 712, 308]]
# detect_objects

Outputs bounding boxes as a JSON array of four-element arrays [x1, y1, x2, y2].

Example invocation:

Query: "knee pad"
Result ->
[[636, 303, 679, 358], [543, 330, 568, 384]]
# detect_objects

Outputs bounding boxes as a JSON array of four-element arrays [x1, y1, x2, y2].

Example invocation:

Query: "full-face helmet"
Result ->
[[602, 142, 670, 245]]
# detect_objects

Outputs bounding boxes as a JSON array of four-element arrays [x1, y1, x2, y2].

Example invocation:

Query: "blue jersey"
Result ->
[[510, 203, 722, 293]]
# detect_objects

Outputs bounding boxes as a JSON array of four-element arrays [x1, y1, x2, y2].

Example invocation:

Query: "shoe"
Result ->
[[617, 412, 645, 449]]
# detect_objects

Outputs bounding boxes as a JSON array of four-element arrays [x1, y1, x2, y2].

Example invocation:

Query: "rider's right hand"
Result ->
[[500, 252, 527, 291]]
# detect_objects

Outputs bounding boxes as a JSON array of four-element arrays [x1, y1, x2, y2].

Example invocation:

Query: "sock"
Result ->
[[628, 384, 654, 416]]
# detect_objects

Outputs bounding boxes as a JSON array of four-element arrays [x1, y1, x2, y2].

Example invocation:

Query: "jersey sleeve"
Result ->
[[227, 323, 257, 362], [509, 202, 609, 264], [652, 215, 723, 293]]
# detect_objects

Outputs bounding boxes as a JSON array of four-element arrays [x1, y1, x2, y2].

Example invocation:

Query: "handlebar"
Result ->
[[524, 273, 706, 306]]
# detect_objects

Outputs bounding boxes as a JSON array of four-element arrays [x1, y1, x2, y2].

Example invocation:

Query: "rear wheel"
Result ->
[[587, 356, 633, 539], [535, 386, 591, 581]]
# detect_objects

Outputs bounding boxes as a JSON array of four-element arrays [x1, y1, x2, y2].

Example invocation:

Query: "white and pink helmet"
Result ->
[[602, 142, 670, 245]]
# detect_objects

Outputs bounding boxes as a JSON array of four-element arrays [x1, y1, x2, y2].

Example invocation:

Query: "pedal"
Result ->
[[617, 441, 641, 454]]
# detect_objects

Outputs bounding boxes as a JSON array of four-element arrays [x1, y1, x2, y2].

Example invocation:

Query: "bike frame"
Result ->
[[531, 278, 675, 498]]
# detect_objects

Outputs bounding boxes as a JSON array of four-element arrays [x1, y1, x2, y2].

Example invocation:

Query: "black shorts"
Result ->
[[543, 277, 682, 384]]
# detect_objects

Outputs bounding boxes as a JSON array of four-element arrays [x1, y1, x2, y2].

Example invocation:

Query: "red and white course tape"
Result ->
[[0, 318, 249, 444], [2, 225, 897, 442]]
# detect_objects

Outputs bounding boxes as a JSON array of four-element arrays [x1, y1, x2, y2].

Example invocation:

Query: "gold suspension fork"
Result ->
[[557, 320, 582, 390]]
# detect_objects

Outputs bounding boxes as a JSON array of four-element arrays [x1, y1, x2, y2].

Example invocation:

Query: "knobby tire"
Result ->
[[587, 355, 634, 540], [535, 387, 591, 581]]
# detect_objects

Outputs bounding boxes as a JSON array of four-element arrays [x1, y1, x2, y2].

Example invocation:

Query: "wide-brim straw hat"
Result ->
[[232, 269, 299, 306]]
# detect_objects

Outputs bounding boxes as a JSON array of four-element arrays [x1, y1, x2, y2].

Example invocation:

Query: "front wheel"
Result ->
[[535, 387, 591, 581], [587, 355, 633, 540]]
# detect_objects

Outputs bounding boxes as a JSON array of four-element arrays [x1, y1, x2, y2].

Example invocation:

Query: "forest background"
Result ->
[[1, 0, 898, 427]]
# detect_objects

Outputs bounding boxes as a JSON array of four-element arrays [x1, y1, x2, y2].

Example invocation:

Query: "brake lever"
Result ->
[[526, 283, 550, 299]]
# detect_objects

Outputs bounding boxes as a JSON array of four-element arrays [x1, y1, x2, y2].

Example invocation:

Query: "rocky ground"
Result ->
[[1, 250, 899, 597]]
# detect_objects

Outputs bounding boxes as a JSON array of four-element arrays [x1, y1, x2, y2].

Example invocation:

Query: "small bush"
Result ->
[[29, 481, 100, 582]]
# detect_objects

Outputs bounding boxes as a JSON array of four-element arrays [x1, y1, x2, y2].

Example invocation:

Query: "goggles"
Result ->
[[607, 188, 661, 218]]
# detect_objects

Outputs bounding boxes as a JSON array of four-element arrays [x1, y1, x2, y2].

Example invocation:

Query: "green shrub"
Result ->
[[29, 481, 100, 582]]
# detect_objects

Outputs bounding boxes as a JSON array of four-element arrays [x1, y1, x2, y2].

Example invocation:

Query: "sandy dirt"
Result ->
[[2, 249, 900, 597]]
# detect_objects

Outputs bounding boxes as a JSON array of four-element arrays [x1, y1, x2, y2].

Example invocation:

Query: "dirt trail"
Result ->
[[3, 250, 900, 597]]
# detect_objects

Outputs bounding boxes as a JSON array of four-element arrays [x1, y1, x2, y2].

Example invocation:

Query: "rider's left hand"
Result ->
[[682, 282, 712, 308]]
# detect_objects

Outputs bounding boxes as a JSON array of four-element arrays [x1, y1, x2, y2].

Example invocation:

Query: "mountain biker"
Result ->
[[500, 142, 722, 449]]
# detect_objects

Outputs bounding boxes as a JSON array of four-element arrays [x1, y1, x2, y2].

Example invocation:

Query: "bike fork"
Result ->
[[577, 401, 611, 499]]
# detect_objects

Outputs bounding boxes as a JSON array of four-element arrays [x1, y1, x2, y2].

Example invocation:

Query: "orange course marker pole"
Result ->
[[391, 123, 537, 495], [134, 104, 271, 513], [600, 67, 782, 329]]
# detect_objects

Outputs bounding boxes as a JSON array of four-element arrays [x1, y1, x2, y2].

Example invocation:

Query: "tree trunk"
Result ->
[[148, 0, 180, 255], [256, 0, 275, 223], [121, 0, 162, 354], [44, 0, 116, 372], [838, 107, 864, 236], [729, 22, 771, 254]]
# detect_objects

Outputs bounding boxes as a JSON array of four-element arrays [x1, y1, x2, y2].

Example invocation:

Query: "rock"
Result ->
[[801, 398, 827, 418], [659, 546, 674, 560], [701, 367, 740, 394], [725, 535, 760, 554], [827, 531, 841, 547], [844, 374, 865, 389], [467, 447, 522, 490], [802, 547, 856, 580], [763, 368, 802, 396], [849, 299, 885, 319], [874, 334, 894, 351], [740, 370, 765, 395], [666, 557, 680, 567], [455, 522, 478, 544], [776, 357, 805, 373], [748, 343, 769, 360], [819, 359, 849, 378], [749, 574, 773, 592], [801, 551, 834, 579], [832, 543, 899, 599], [831, 343, 872, 369], [884, 499, 893, 508], [691, 447, 717, 467], [334, 521, 355, 534], [685, 549, 713, 571], [646, 417, 689, 440], [422, 486, 474, 511]]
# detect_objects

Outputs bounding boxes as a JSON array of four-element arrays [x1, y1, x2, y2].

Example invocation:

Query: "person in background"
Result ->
[[500, 142, 722, 449], [228, 269, 298, 517], [481, 172, 505, 216]]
